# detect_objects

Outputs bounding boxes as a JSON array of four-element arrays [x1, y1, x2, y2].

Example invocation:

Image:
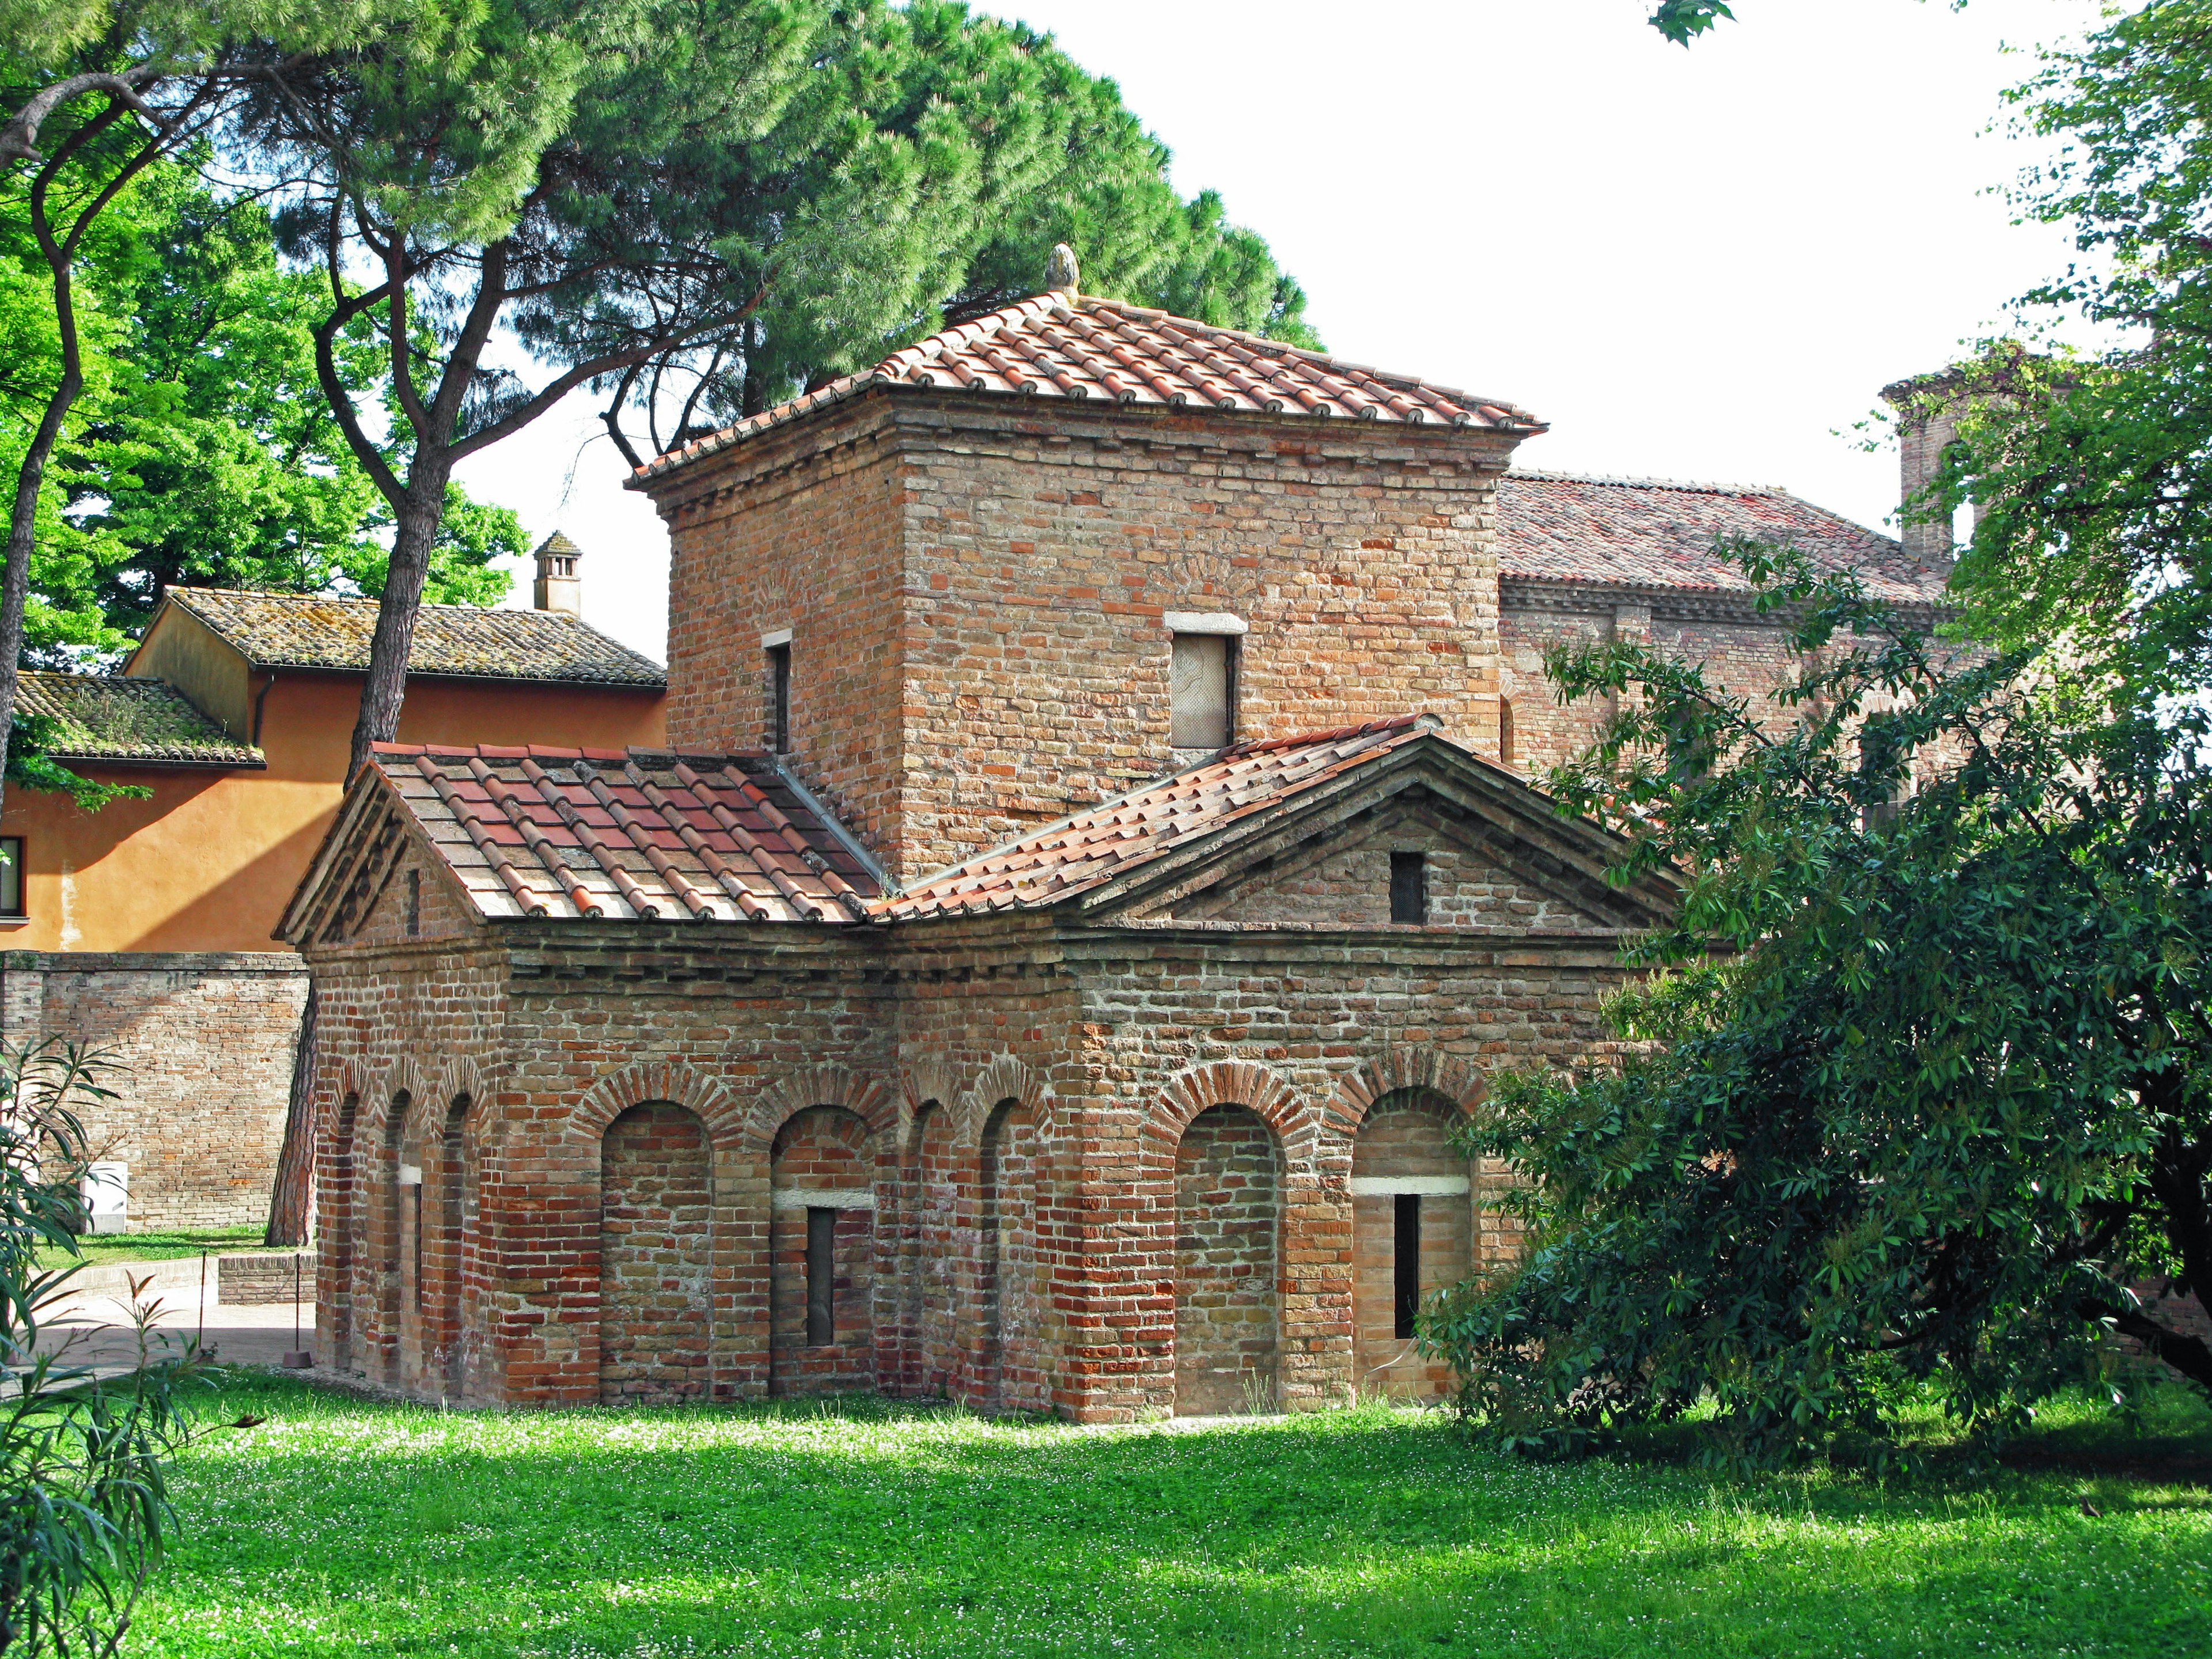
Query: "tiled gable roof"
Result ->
[[156, 589, 666, 687], [633, 294, 1543, 483], [875, 717, 1440, 921], [1498, 471, 1946, 604], [16, 671, 262, 767], [373, 744, 877, 923]]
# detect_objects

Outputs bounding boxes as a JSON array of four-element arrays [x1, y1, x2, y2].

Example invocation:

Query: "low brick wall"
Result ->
[[0, 951, 308, 1230], [218, 1251, 317, 1305]]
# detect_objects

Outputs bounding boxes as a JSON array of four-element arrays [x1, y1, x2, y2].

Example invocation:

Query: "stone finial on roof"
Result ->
[[1045, 243, 1080, 296]]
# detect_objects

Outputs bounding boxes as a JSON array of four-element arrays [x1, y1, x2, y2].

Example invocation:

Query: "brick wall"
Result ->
[[768, 1105, 876, 1395], [1173, 1104, 1281, 1415], [1172, 812, 1602, 930], [1, 951, 306, 1230], [657, 399, 912, 859], [1350, 1093, 1472, 1402], [305, 869, 1632, 1415], [646, 392, 1522, 881], [600, 1101, 715, 1404]]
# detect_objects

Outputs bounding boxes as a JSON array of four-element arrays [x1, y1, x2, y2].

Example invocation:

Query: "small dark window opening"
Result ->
[[0, 836, 22, 919], [767, 642, 791, 753], [1499, 698, 1517, 767], [1389, 851, 1427, 925], [1393, 1193, 1422, 1339], [805, 1205, 836, 1346], [410, 1183, 424, 1310], [404, 868, 421, 937]]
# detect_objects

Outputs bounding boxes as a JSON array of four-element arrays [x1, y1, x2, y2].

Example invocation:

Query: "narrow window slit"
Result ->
[[805, 1205, 835, 1346], [1390, 851, 1428, 925], [767, 641, 791, 753], [1393, 1192, 1421, 1340]]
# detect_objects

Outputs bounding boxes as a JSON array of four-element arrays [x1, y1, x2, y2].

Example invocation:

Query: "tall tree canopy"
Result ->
[[231, 0, 1316, 777], [1914, 1, 2212, 699], [0, 1, 415, 827], [589, 0, 1319, 458], [1, 154, 517, 666]]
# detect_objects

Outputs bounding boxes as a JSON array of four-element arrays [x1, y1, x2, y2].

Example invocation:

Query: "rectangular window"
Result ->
[[404, 868, 421, 938], [805, 1205, 836, 1346], [1171, 632, 1234, 749], [1499, 698, 1517, 767], [767, 642, 791, 753], [1393, 1193, 1422, 1339], [0, 837, 21, 919], [1390, 851, 1427, 925]]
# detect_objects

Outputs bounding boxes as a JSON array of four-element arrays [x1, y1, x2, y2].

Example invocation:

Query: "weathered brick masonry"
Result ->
[[1, 951, 307, 1229], [287, 279, 1925, 1416]]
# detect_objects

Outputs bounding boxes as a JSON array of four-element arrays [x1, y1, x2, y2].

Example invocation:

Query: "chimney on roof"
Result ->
[[1045, 243, 1080, 297], [532, 531, 583, 618], [1881, 367, 1974, 578]]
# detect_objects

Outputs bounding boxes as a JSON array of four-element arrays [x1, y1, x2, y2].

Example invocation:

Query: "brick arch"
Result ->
[[573, 1059, 745, 1145], [1141, 1060, 1307, 1169], [427, 1055, 503, 1119], [744, 1064, 896, 1155], [1322, 1049, 1488, 1142], [955, 1053, 1048, 1147], [366, 1063, 435, 1143], [902, 1053, 960, 1116]]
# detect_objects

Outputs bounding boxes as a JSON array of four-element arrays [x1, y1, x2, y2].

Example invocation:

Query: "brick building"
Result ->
[[288, 263, 1941, 1415], [1, 547, 665, 1231]]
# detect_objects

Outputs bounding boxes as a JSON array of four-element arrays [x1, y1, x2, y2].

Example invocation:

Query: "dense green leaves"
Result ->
[[0, 156, 517, 665], [1423, 551, 2212, 1469], [575, 0, 1318, 453], [1915, 3, 2212, 696]]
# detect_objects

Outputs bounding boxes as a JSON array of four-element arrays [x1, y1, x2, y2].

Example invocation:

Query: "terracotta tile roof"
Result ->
[[1498, 471, 1947, 604], [154, 589, 666, 687], [17, 671, 262, 767], [632, 294, 1543, 483], [374, 744, 879, 922], [875, 716, 1437, 921]]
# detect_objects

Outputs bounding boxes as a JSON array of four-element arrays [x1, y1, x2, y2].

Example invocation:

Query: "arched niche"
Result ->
[[1173, 1103, 1281, 1416], [599, 1101, 714, 1404], [1350, 1088, 1471, 1402], [768, 1104, 876, 1396]]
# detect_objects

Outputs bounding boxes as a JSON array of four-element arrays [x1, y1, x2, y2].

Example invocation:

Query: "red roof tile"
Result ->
[[373, 745, 880, 923], [632, 296, 1543, 484], [874, 716, 1437, 921], [1498, 471, 1946, 603]]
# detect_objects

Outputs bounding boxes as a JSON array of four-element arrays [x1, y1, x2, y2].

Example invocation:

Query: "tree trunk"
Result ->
[[264, 986, 319, 1247], [345, 464, 451, 781], [0, 278, 85, 832]]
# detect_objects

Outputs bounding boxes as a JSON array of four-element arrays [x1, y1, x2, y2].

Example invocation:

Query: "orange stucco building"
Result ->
[[0, 541, 667, 1230]]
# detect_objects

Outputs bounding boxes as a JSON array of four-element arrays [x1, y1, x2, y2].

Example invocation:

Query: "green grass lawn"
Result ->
[[128, 1374, 2211, 1659], [37, 1226, 275, 1270]]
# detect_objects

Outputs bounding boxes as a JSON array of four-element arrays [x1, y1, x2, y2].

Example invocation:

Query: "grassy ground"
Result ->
[[124, 1374, 2211, 1659], [36, 1226, 277, 1270]]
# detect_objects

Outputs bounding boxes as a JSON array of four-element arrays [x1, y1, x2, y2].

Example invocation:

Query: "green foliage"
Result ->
[[3, 713, 148, 812], [1903, 4, 2212, 696], [0, 1040, 206, 1657], [113, 1376, 2212, 1656], [1422, 546, 2212, 1469], [563, 0, 1319, 453], [0, 144, 516, 662], [1649, 1, 1735, 45]]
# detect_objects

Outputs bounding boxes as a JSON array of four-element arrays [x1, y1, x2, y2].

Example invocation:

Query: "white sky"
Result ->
[[453, 0, 2111, 662]]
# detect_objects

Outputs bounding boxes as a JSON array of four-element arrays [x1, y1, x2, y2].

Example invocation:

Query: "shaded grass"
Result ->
[[129, 1376, 2212, 1658]]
